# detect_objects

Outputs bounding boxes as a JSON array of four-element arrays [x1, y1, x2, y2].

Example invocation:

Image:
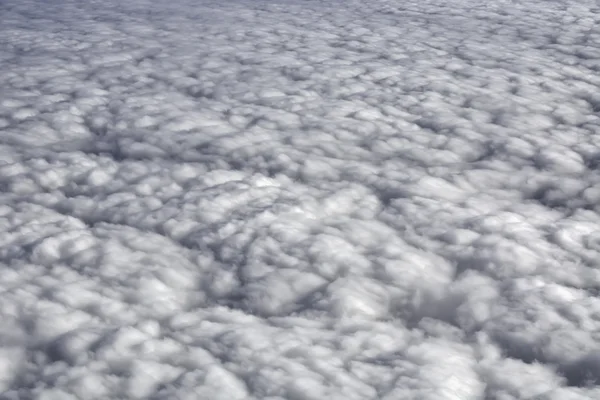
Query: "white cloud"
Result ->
[[1, 0, 600, 398]]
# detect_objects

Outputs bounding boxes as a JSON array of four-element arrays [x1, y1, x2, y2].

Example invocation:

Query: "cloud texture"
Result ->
[[1, 0, 600, 398]]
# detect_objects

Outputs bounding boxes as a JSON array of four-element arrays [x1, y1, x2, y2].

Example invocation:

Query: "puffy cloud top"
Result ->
[[1, 0, 600, 399]]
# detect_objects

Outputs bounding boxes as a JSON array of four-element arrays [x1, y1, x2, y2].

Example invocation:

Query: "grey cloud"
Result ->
[[1, 0, 600, 398]]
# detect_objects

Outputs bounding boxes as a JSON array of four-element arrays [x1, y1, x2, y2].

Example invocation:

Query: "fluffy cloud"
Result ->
[[1, 0, 600, 398]]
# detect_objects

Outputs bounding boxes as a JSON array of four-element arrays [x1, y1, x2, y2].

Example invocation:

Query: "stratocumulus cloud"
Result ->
[[1, 0, 600, 398]]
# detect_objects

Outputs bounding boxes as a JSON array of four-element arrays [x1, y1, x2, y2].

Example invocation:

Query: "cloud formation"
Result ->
[[1, 0, 600, 398]]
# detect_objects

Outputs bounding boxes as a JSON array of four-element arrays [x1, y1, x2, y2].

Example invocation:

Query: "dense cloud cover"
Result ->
[[1, 0, 600, 398]]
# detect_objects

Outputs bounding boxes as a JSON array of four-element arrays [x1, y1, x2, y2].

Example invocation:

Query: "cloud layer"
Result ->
[[1, 0, 600, 398]]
